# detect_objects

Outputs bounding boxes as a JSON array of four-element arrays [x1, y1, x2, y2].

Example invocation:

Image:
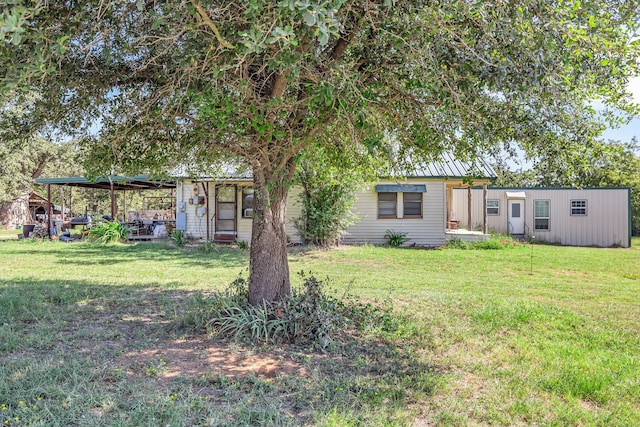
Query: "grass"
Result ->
[[0, 237, 639, 425], [0, 229, 19, 239]]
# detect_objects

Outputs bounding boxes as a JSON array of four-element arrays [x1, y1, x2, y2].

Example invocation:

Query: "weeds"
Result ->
[[384, 229, 409, 247], [235, 240, 250, 250], [170, 229, 188, 248], [445, 234, 520, 250], [182, 272, 404, 351], [86, 220, 129, 244]]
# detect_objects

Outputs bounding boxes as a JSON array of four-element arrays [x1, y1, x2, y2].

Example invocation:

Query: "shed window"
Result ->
[[378, 193, 397, 218], [571, 200, 587, 216], [242, 187, 254, 218], [534, 200, 550, 231], [486, 199, 499, 216], [403, 192, 423, 218]]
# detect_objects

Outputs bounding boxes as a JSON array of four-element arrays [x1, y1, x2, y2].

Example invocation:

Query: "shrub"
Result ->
[[293, 147, 370, 247], [445, 238, 469, 249], [197, 240, 219, 254], [181, 273, 403, 350], [170, 229, 188, 248], [471, 234, 515, 250], [87, 220, 129, 244], [384, 229, 409, 247], [445, 234, 518, 250], [235, 240, 250, 250]]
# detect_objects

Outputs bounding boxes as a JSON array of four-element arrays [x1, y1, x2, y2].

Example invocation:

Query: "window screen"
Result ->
[[242, 188, 254, 218], [403, 192, 422, 218], [486, 200, 499, 216], [511, 203, 520, 218], [534, 200, 550, 231], [571, 200, 587, 216], [378, 192, 397, 218]]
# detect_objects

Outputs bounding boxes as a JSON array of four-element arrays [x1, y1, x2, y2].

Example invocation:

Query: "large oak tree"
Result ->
[[1, 0, 638, 304]]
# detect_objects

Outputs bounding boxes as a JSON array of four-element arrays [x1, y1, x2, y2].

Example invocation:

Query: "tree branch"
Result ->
[[189, 0, 234, 50], [31, 153, 49, 179]]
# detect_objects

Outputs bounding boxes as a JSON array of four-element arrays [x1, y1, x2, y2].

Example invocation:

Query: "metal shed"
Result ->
[[452, 187, 631, 248]]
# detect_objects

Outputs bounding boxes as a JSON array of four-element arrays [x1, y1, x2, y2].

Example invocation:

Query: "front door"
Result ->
[[508, 199, 525, 234], [215, 186, 236, 240]]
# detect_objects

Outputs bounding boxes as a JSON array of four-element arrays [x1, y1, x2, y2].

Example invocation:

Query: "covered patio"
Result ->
[[34, 175, 176, 238]]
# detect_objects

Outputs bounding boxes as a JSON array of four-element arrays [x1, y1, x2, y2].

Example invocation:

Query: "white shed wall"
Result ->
[[176, 180, 301, 243], [344, 179, 446, 246], [452, 187, 630, 248]]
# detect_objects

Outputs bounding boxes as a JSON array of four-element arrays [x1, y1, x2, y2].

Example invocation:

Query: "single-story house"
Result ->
[[175, 154, 497, 246], [451, 187, 631, 248]]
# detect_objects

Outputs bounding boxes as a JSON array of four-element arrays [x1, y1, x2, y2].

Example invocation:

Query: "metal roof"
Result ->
[[398, 152, 497, 179], [171, 163, 252, 180], [35, 175, 176, 191]]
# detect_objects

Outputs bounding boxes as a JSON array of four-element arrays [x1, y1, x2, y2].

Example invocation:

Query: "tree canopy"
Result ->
[[1, 0, 639, 302]]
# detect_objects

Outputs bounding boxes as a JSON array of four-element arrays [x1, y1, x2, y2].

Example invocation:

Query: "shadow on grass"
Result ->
[[4, 240, 248, 269], [0, 277, 438, 426]]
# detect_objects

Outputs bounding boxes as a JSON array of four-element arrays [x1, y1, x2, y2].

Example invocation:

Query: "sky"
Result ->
[[600, 76, 640, 142]]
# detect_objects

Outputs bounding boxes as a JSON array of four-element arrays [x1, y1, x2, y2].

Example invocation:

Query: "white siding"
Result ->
[[176, 180, 302, 243], [176, 180, 209, 239], [235, 184, 253, 243], [344, 179, 446, 246], [452, 187, 630, 248], [285, 186, 303, 243]]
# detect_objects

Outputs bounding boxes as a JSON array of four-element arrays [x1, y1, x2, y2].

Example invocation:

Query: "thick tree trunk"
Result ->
[[248, 169, 291, 305]]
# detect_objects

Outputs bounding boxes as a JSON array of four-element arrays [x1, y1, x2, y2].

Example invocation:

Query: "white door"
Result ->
[[216, 186, 237, 234], [508, 199, 525, 234]]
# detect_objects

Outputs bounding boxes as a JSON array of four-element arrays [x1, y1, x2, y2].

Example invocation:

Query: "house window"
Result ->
[[403, 192, 423, 218], [242, 187, 254, 218], [378, 192, 397, 218], [571, 200, 587, 216], [486, 199, 499, 216], [534, 200, 550, 231]]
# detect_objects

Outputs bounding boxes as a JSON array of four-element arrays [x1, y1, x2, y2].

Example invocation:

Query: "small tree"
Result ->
[[294, 147, 376, 246]]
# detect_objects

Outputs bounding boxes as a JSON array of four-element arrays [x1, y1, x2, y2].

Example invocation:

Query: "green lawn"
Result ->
[[0, 229, 19, 239], [1, 238, 639, 426]]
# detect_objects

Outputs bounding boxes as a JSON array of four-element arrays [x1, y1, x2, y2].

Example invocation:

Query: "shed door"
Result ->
[[508, 199, 525, 234], [215, 186, 237, 235]]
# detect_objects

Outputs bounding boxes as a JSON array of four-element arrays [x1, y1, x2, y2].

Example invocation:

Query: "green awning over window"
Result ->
[[375, 184, 427, 193]]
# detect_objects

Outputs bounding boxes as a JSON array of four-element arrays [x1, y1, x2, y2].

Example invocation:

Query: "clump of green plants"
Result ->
[[86, 220, 129, 244], [384, 229, 409, 247], [197, 240, 219, 253], [181, 273, 403, 351], [170, 229, 188, 248], [235, 240, 250, 250], [445, 234, 519, 250], [471, 234, 517, 250], [445, 237, 469, 249]]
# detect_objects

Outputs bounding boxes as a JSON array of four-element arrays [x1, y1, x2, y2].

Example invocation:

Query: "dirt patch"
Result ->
[[119, 338, 309, 382], [578, 399, 599, 412]]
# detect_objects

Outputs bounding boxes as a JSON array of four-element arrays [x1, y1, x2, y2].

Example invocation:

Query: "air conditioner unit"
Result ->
[[243, 208, 254, 218]]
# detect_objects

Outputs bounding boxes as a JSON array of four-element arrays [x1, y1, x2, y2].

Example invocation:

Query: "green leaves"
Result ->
[[0, 4, 30, 45]]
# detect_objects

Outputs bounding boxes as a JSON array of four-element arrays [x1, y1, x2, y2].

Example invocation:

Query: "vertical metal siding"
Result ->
[[452, 187, 630, 247]]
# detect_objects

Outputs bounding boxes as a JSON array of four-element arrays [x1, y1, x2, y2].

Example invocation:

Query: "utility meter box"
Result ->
[[176, 212, 187, 230]]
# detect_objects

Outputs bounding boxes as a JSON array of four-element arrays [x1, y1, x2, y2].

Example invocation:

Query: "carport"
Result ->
[[34, 175, 176, 237]]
